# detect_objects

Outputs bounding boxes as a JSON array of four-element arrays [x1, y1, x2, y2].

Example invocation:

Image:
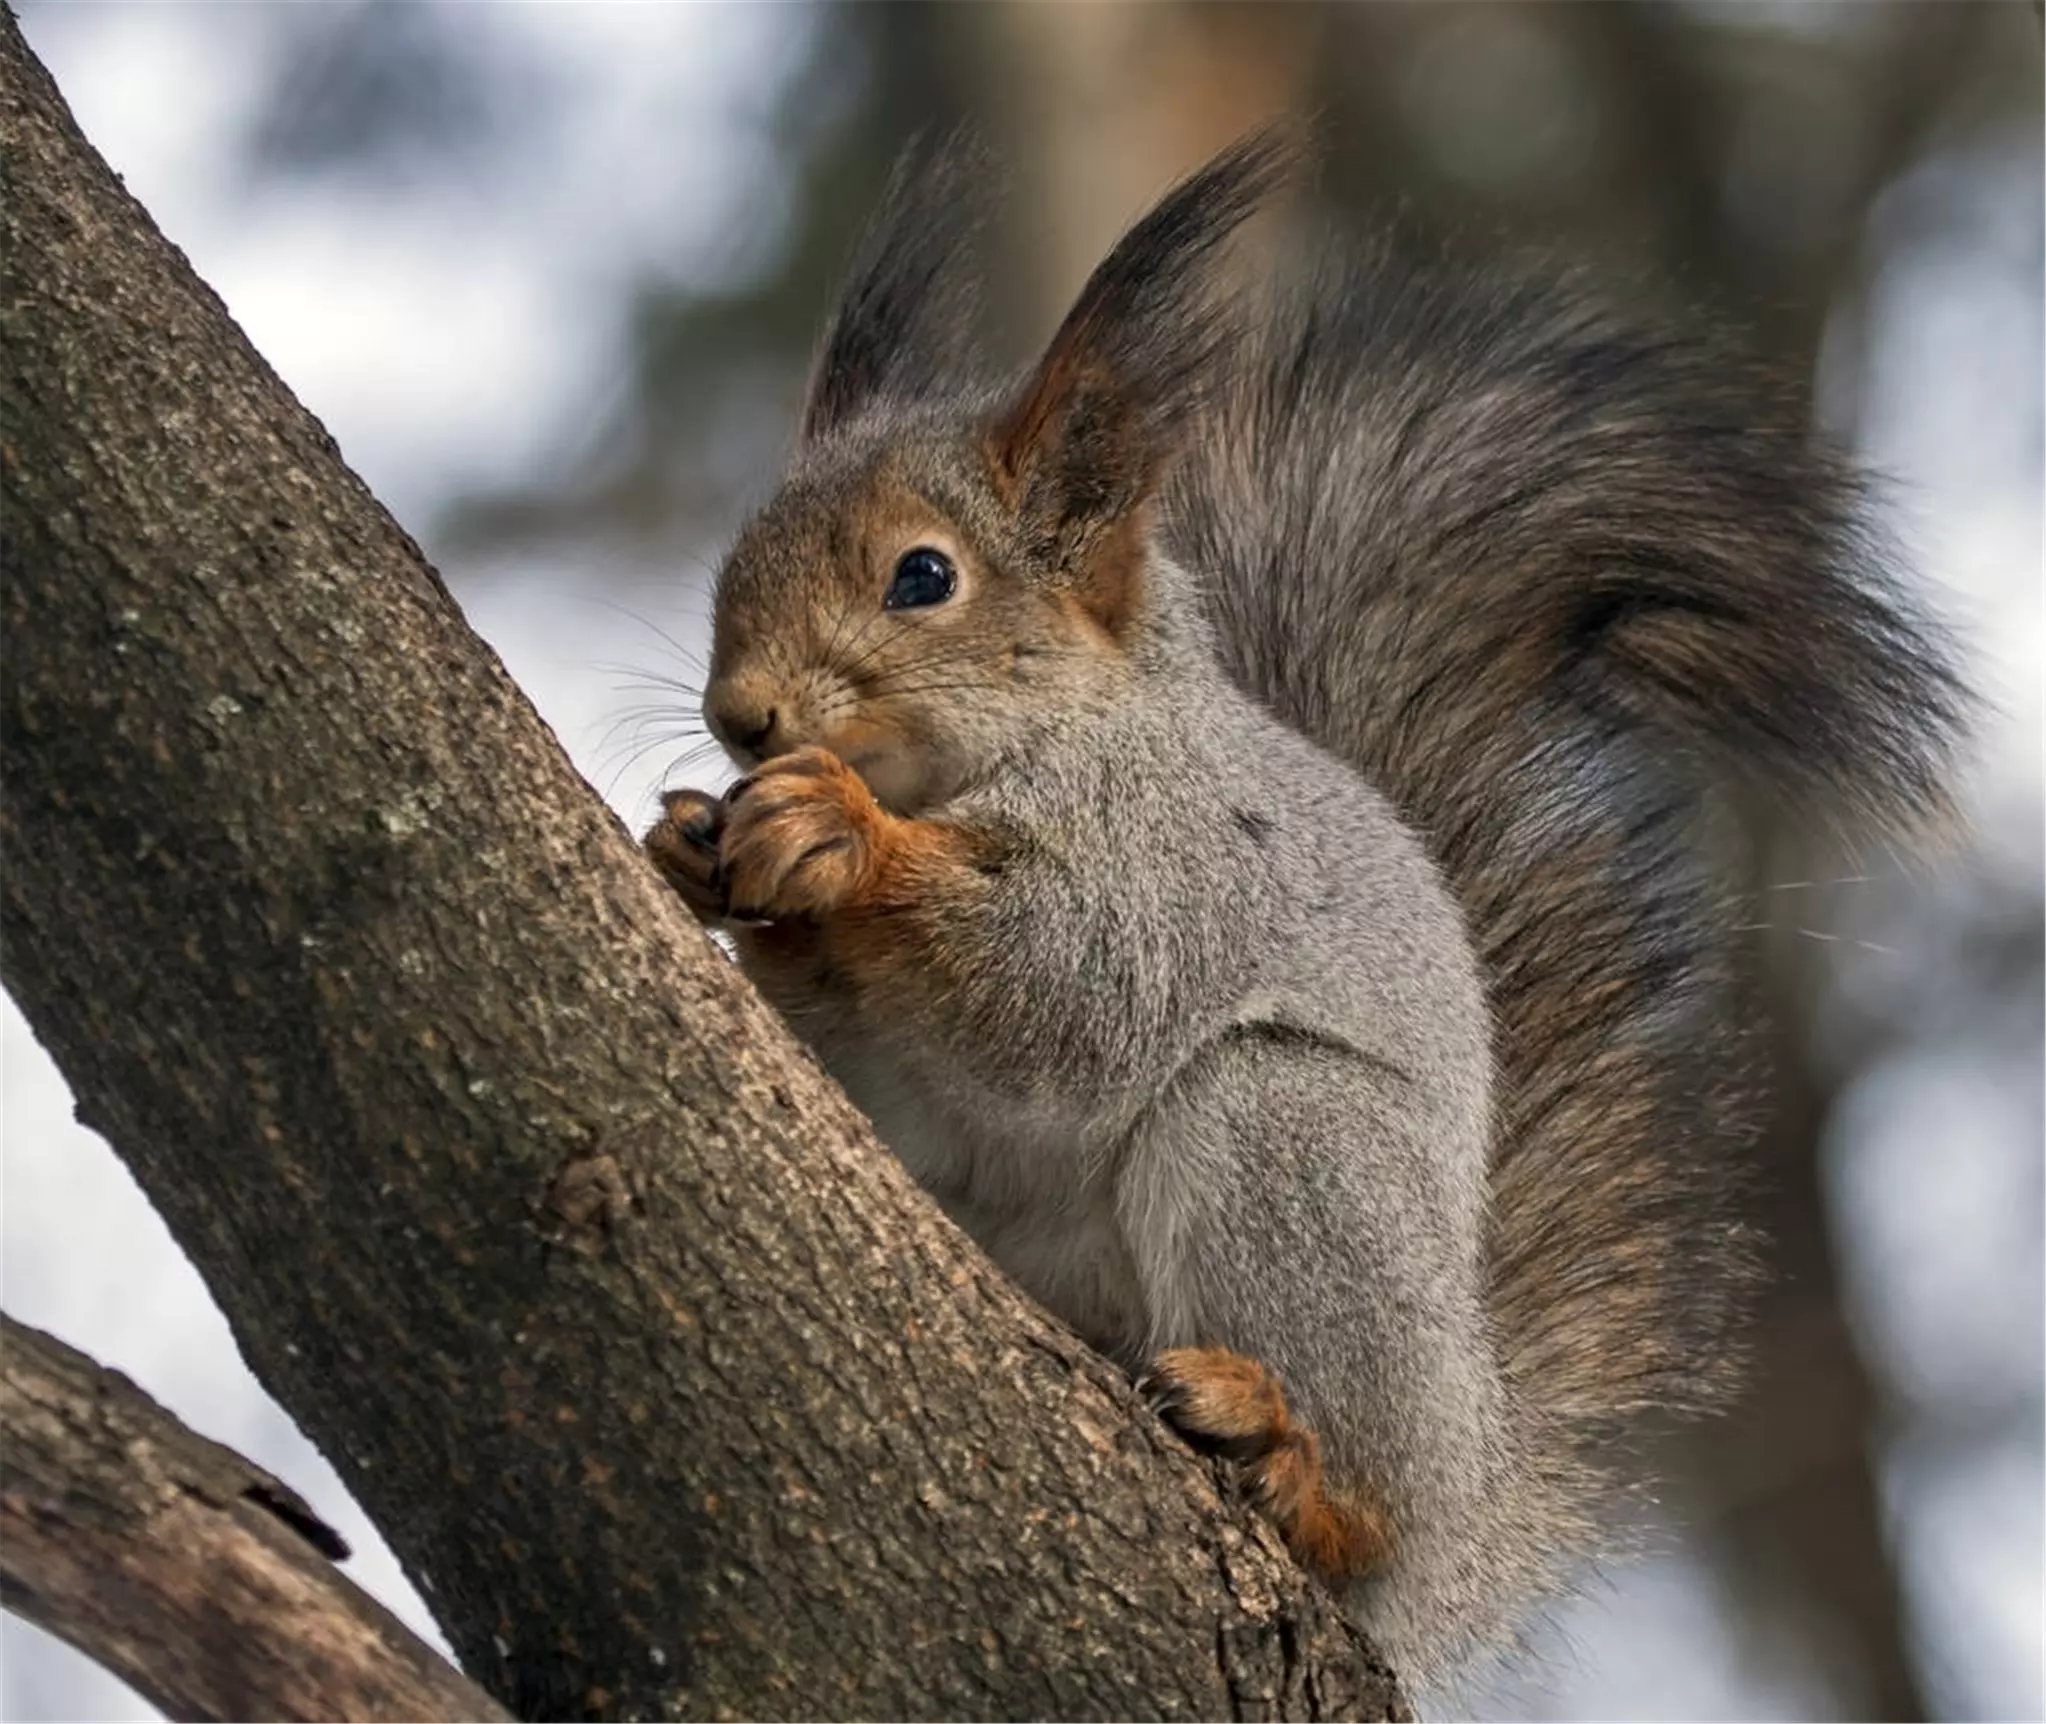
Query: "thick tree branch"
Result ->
[[0, 12, 1400, 1720], [0, 1312, 512, 1724]]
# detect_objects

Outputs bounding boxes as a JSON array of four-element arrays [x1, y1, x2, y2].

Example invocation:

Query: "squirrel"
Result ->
[[641, 132, 1965, 1692]]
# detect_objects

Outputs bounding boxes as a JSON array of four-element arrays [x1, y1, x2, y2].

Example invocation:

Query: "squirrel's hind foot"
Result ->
[[1146, 1345, 1394, 1581]]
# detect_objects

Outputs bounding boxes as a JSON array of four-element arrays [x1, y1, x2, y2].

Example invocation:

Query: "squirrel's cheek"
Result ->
[[845, 745, 940, 819]]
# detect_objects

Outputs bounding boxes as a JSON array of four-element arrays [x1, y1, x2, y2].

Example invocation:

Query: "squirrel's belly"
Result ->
[[940, 1188, 1151, 1364], [823, 1043, 1152, 1359]]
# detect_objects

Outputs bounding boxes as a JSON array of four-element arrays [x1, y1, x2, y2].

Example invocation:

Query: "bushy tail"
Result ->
[[1169, 231, 1967, 1482]]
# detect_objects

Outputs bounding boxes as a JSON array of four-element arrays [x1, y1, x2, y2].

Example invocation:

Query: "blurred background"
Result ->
[[2, 3, 2039, 1718]]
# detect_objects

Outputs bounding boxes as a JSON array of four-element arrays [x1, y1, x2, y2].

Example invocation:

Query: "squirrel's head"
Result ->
[[702, 131, 1291, 813]]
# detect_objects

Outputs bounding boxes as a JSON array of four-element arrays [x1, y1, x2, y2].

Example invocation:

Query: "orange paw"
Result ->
[[1147, 1346, 1393, 1580], [644, 786, 729, 924], [719, 747, 886, 920]]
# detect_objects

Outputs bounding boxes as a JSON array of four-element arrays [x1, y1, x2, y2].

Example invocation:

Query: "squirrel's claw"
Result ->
[[1146, 1345, 1395, 1581], [1144, 1350, 1286, 1468], [645, 787, 730, 926], [717, 746, 882, 921]]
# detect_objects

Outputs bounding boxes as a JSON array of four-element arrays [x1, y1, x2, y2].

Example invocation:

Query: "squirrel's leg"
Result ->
[[1119, 1028, 1510, 1686]]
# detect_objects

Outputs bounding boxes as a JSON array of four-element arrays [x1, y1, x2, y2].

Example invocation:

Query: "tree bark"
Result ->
[[0, 1312, 513, 1724], [0, 12, 1402, 1721]]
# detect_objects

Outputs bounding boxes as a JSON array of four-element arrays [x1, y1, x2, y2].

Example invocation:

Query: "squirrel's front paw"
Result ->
[[719, 746, 883, 920], [645, 787, 729, 925], [1146, 1346, 1393, 1580]]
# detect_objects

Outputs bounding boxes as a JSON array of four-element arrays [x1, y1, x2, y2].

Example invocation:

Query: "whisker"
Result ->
[[586, 701, 713, 750], [838, 645, 994, 695], [864, 675, 1002, 702], [860, 643, 967, 678], [599, 732, 728, 803], [1729, 921, 1899, 957], [596, 736, 689, 802], [590, 698, 709, 731], [820, 589, 865, 671], [841, 638, 1099, 694], [599, 674, 707, 704], [582, 595, 713, 677], [591, 720, 706, 772], [832, 608, 899, 685], [586, 703, 696, 744]]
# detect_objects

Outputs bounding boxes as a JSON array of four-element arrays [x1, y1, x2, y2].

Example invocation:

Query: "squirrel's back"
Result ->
[[1168, 228, 1967, 1531]]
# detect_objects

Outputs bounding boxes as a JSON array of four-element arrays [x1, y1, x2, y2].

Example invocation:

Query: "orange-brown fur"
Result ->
[[1150, 1346, 1394, 1579], [647, 748, 1005, 1028]]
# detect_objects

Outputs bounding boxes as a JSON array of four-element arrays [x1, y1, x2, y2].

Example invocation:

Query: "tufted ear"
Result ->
[[984, 130, 1296, 559], [801, 132, 991, 445]]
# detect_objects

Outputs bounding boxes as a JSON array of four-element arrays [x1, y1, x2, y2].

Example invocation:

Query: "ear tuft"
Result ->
[[802, 131, 992, 446], [986, 127, 1300, 535]]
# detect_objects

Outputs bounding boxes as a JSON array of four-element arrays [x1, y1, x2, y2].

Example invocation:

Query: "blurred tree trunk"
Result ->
[[0, 13, 1403, 1721], [946, 1, 1323, 333]]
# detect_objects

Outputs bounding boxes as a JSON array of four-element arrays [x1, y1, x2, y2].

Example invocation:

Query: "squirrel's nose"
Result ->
[[708, 693, 779, 764]]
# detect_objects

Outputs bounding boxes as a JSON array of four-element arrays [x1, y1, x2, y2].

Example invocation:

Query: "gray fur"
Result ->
[[740, 564, 1506, 1684]]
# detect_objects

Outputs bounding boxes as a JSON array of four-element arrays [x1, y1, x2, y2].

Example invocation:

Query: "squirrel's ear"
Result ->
[[802, 132, 989, 445], [984, 130, 1295, 562]]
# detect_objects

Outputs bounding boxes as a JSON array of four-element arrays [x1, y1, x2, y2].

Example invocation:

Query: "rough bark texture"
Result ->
[[0, 13, 1402, 1721], [0, 1313, 513, 1724]]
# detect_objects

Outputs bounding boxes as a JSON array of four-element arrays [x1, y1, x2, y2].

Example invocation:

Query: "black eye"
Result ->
[[884, 547, 956, 611]]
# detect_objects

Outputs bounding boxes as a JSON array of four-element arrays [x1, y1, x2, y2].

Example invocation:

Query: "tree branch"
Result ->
[[0, 1312, 512, 1724], [0, 11, 1400, 1719]]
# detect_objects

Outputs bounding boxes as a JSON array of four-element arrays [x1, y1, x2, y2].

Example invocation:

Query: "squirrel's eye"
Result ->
[[884, 547, 956, 611]]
